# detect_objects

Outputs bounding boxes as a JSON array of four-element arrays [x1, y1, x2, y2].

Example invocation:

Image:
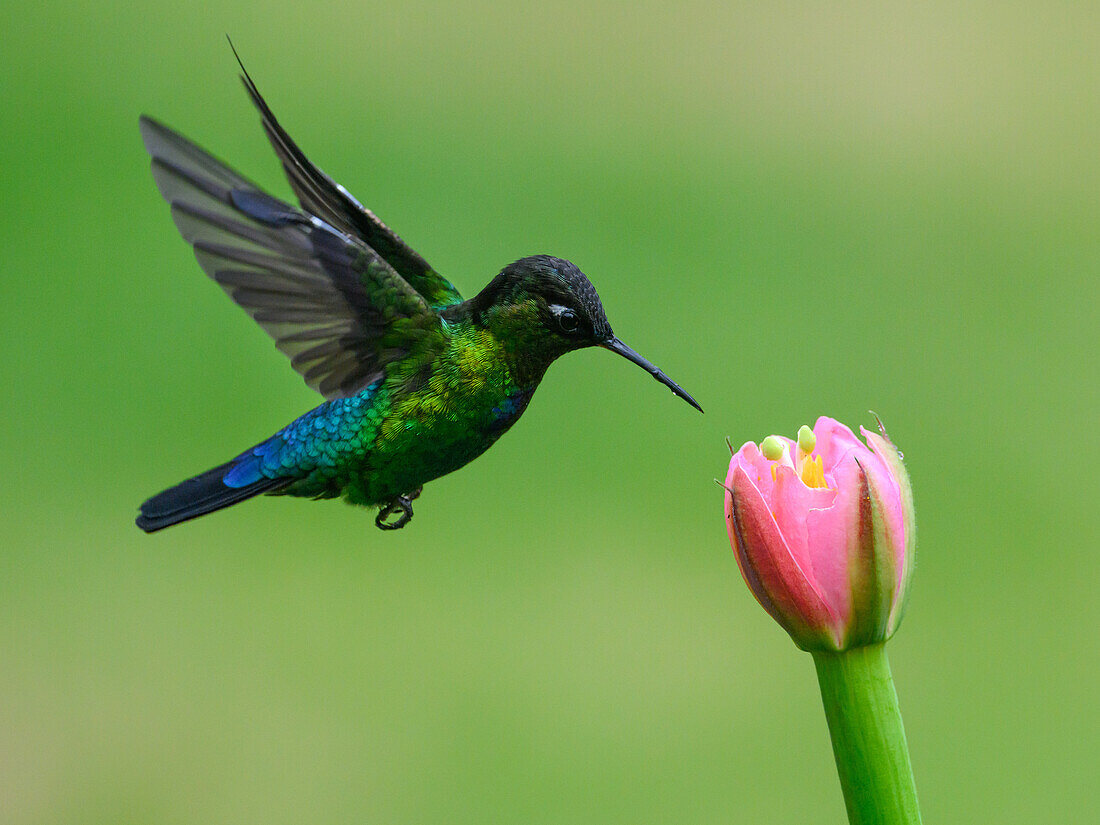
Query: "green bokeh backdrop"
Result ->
[[2, 3, 1096, 823]]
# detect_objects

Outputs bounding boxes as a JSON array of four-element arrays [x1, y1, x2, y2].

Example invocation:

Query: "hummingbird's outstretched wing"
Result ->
[[140, 116, 441, 400], [230, 47, 464, 310]]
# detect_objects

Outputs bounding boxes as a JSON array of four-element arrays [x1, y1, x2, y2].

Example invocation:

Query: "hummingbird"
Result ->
[[136, 52, 701, 533]]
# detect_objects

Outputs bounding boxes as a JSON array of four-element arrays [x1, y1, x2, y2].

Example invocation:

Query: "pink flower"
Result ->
[[724, 417, 915, 651]]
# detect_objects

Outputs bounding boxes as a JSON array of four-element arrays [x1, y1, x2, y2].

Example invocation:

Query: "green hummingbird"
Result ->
[[136, 54, 701, 533]]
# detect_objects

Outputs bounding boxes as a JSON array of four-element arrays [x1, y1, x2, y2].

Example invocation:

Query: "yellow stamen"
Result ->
[[800, 454, 826, 488]]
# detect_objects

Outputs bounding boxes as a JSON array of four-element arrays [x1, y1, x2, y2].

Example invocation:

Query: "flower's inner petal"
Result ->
[[812, 417, 865, 473], [735, 437, 796, 499], [804, 453, 867, 629], [772, 465, 846, 617], [727, 440, 765, 495]]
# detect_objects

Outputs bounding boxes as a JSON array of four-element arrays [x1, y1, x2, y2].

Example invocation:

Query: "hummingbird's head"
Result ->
[[468, 255, 702, 412], [490, 255, 613, 344]]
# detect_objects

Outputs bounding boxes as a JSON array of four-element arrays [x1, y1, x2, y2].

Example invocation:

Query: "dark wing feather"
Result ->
[[140, 115, 438, 400], [229, 45, 464, 309]]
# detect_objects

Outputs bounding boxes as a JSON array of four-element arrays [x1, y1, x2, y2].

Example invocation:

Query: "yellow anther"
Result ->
[[800, 454, 826, 488]]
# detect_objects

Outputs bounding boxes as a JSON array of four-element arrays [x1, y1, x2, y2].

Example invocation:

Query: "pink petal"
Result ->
[[824, 452, 892, 646], [731, 437, 795, 508], [771, 465, 848, 619], [812, 417, 865, 473], [804, 455, 864, 634], [861, 428, 916, 633], [730, 440, 769, 489], [860, 428, 908, 558], [726, 461, 841, 648]]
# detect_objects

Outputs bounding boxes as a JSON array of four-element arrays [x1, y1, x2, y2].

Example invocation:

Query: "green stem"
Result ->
[[812, 643, 922, 825]]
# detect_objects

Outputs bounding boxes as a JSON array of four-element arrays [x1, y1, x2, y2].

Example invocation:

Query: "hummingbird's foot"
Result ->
[[375, 499, 412, 530], [375, 487, 423, 530]]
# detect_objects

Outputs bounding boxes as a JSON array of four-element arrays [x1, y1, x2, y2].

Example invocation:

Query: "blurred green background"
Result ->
[[2, 2, 1096, 823]]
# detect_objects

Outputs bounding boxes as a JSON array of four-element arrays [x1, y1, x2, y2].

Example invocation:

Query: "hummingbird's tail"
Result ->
[[136, 460, 289, 533]]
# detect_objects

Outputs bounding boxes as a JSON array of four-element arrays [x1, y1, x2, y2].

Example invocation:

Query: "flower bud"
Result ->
[[723, 417, 915, 651]]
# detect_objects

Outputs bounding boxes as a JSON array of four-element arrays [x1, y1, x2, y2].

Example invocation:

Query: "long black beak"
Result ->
[[601, 337, 703, 413]]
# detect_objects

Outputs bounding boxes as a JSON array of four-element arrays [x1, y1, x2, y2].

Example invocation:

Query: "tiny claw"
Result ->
[[375, 493, 418, 530]]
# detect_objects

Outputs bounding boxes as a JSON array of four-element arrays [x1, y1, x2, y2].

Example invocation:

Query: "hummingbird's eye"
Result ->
[[551, 305, 580, 335]]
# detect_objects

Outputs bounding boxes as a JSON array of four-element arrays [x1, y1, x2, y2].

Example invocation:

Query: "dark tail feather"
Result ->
[[136, 461, 287, 533]]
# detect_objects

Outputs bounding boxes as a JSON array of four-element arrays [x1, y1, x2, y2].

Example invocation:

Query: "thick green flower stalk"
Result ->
[[724, 417, 920, 825]]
